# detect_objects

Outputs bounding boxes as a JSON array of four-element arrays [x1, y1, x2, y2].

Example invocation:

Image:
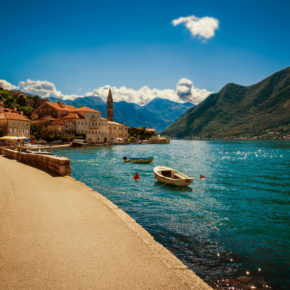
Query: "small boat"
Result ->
[[153, 166, 193, 186], [123, 156, 153, 164], [71, 141, 86, 148]]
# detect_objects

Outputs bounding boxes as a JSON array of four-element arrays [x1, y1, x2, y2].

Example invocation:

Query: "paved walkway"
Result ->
[[0, 156, 211, 289]]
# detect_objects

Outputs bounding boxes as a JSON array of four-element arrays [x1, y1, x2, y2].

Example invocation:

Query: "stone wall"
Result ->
[[0, 147, 71, 176]]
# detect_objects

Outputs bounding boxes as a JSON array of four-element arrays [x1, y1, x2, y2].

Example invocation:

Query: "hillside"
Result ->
[[162, 67, 290, 139], [0, 86, 193, 132], [49, 96, 193, 132], [0, 89, 43, 117]]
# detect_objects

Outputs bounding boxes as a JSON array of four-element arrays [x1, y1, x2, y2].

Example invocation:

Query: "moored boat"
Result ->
[[71, 141, 86, 148], [153, 166, 193, 186], [123, 156, 154, 164]]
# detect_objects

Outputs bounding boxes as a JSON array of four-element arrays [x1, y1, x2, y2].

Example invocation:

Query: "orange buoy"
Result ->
[[200, 174, 206, 179], [134, 172, 140, 180]]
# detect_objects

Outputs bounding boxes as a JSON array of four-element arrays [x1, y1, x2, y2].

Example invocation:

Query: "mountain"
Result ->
[[162, 67, 290, 139], [49, 96, 193, 132]]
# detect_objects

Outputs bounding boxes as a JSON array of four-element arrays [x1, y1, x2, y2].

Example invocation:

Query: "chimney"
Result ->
[[20, 111, 23, 116], [14, 107, 17, 112]]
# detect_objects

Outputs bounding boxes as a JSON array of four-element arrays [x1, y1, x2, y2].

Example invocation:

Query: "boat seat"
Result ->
[[173, 173, 183, 179]]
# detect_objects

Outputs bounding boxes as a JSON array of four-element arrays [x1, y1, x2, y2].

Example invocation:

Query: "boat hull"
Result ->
[[153, 166, 193, 187], [124, 157, 153, 164]]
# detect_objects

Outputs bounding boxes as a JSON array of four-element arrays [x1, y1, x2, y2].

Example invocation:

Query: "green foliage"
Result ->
[[162, 67, 290, 139], [128, 127, 155, 140], [0, 88, 42, 118]]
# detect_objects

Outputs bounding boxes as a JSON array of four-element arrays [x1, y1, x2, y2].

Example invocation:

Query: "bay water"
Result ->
[[53, 140, 290, 289]]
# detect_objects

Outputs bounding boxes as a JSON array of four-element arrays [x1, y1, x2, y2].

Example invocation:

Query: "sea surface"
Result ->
[[53, 140, 290, 289]]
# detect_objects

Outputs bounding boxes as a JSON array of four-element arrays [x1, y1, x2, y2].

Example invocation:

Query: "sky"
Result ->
[[0, 0, 289, 105]]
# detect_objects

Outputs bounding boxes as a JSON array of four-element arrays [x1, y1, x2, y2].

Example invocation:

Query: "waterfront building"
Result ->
[[32, 101, 77, 120], [145, 128, 156, 134], [31, 89, 128, 144], [0, 104, 31, 138], [108, 121, 128, 143], [86, 117, 109, 143]]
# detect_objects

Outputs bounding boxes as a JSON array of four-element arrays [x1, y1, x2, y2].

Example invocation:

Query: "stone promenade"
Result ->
[[0, 156, 211, 289]]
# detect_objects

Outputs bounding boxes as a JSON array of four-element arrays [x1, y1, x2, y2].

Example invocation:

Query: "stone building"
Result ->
[[31, 89, 128, 144], [86, 117, 109, 143], [32, 101, 77, 120], [108, 121, 128, 143], [0, 102, 31, 138]]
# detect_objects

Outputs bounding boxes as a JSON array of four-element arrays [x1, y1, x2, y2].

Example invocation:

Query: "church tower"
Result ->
[[107, 88, 113, 121]]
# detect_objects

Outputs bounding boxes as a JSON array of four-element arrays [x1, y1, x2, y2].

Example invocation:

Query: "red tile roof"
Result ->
[[75, 106, 100, 113], [61, 112, 81, 119], [46, 102, 77, 111], [36, 115, 55, 121], [0, 109, 30, 121], [50, 119, 65, 126]]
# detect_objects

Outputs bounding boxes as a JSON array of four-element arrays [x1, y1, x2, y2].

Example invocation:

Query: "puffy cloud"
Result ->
[[85, 85, 179, 105], [172, 15, 219, 39], [86, 81, 211, 105], [176, 78, 210, 104], [2, 78, 212, 105], [17, 79, 78, 100], [0, 80, 16, 90]]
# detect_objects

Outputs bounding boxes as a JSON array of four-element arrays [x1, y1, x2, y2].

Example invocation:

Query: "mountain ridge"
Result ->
[[49, 96, 193, 132], [162, 67, 290, 139]]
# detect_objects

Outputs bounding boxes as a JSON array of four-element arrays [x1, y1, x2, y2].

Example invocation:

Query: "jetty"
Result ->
[[0, 155, 211, 289]]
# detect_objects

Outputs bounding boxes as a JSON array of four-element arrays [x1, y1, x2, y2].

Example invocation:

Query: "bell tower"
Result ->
[[107, 88, 113, 121]]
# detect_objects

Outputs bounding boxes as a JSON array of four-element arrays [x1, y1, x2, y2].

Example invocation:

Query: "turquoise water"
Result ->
[[53, 140, 290, 289]]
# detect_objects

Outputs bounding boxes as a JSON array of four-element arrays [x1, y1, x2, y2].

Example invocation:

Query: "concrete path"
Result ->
[[0, 156, 211, 289]]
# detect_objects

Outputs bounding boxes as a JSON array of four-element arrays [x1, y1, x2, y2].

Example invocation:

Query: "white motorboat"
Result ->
[[153, 166, 193, 186]]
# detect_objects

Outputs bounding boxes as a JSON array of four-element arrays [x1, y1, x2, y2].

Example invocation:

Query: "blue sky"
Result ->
[[0, 0, 289, 104]]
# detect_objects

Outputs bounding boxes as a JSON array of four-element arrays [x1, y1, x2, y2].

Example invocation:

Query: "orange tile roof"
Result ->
[[108, 121, 127, 127], [61, 112, 81, 119], [0, 110, 30, 121], [75, 106, 100, 113], [46, 102, 77, 111], [50, 119, 65, 126], [36, 115, 55, 121]]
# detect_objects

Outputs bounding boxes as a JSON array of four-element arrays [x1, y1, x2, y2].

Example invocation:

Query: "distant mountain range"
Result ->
[[162, 67, 290, 139], [49, 96, 193, 132]]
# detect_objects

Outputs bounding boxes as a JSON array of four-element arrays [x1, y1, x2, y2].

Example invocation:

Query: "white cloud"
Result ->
[[2, 78, 212, 106], [0, 80, 16, 90], [172, 15, 219, 39], [85, 80, 211, 105], [17, 79, 78, 100], [176, 78, 210, 104]]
